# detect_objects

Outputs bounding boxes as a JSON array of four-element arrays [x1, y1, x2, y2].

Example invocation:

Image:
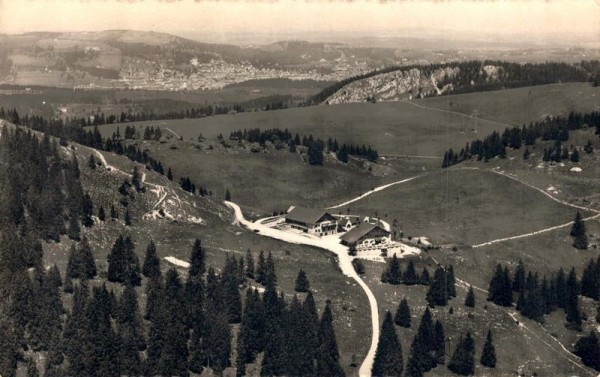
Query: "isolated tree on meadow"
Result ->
[[480, 329, 497, 368], [295, 269, 310, 292], [394, 298, 411, 328], [571, 212, 588, 250], [98, 205, 105, 221], [465, 285, 476, 307], [167, 167, 173, 181], [225, 189, 231, 201]]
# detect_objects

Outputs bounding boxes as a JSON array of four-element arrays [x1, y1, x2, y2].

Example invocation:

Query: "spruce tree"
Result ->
[[403, 260, 418, 285], [98, 205, 105, 221], [167, 167, 173, 181], [245, 249, 255, 279], [394, 298, 411, 328], [427, 266, 448, 307], [574, 330, 600, 370], [124, 209, 132, 226], [447, 331, 475, 376], [189, 238, 206, 276], [570, 212, 588, 250], [447, 265, 456, 297], [433, 320, 445, 365], [295, 269, 310, 292], [142, 240, 161, 279], [480, 329, 496, 368], [372, 311, 404, 377], [382, 254, 402, 285], [420, 267, 430, 286], [256, 250, 267, 285], [316, 301, 344, 377], [81, 192, 94, 227], [131, 166, 142, 192], [465, 285, 475, 307], [110, 204, 117, 219]]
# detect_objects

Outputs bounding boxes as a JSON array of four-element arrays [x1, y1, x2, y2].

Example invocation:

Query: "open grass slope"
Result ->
[[361, 254, 597, 377], [101, 99, 509, 157], [419, 82, 600, 126], [338, 167, 590, 246], [39, 138, 371, 376]]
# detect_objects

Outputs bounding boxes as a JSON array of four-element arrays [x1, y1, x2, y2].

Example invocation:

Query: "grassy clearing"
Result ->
[[338, 168, 587, 246], [98, 100, 508, 157], [419, 83, 600, 126]]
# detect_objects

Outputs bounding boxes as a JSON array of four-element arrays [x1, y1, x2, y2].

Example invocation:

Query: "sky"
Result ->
[[0, 0, 598, 46]]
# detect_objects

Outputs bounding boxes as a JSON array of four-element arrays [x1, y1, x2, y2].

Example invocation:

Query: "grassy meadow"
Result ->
[[420, 82, 600, 126]]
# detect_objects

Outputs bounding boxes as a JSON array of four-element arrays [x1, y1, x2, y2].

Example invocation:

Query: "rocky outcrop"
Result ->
[[325, 66, 461, 104]]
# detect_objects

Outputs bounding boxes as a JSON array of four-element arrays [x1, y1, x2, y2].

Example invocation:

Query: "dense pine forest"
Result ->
[[309, 60, 599, 105]]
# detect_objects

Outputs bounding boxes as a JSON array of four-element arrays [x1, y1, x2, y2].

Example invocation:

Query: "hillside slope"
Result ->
[[318, 61, 597, 105]]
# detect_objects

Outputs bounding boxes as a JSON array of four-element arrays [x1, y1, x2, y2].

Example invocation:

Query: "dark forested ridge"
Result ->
[[309, 60, 598, 105]]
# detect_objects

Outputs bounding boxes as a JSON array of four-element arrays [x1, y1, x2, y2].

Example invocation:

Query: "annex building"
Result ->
[[340, 222, 391, 249]]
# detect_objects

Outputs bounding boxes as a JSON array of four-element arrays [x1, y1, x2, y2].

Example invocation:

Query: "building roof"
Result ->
[[340, 222, 389, 244], [285, 207, 334, 226]]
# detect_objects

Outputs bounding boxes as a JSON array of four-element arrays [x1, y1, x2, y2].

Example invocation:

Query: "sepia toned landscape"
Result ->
[[0, 1, 599, 376]]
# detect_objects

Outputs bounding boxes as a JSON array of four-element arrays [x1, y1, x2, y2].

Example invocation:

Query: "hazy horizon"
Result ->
[[0, 0, 598, 48]]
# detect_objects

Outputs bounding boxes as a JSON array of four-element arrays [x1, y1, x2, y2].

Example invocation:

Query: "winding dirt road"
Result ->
[[224, 201, 379, 376]]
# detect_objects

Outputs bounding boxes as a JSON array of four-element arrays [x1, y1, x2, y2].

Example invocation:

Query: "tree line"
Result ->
[[442, 110, 600, 167], [229, 127, 379, 164]]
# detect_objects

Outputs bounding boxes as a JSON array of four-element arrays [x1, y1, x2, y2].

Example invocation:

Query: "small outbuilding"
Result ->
[[340, 222, 391, 248]]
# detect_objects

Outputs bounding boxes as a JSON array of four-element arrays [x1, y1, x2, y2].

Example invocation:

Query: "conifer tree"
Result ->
[[447, 331, 475, 376], [97, 205, 105, 221], [574, 330, 600, 370], [570, 212, 588, 250], [427, 266, 448, 307], [433, 320, 445, 365], [167, 167, 173, 181], [382, 254, 402, 284], [225, 188, 231, 201], [480, 329, 496, 368], [403, 260, 418, 285], [420, 267, 430, 286], [189, 238, 205, 276], [81, 192, 94, 227], [107, 235, 141, 286], [110, 204, 117, 219], [372, 311, 403, 377], [245, 249, 255, 279], [124, 209, 132, 226], [513, 260, 526, 292], [465, 285, 476, 307], [487, 264, 513, 306], [565, 267, 582, 330], [67, 214, 81, 241], [394, 298, 411, 328], [447, 265, 456, 298], [316, 301, 345, 377], [131, 166, 142, 192], [295, 269, 310, 292], [256, 250, 267, 285], [203, 301, 232, 374], [142, 240, 161, 279]]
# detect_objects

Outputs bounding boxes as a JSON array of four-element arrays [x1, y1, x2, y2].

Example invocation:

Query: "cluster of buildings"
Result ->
[[113, 57, 373, 91], [284, 206, 391, 250]]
